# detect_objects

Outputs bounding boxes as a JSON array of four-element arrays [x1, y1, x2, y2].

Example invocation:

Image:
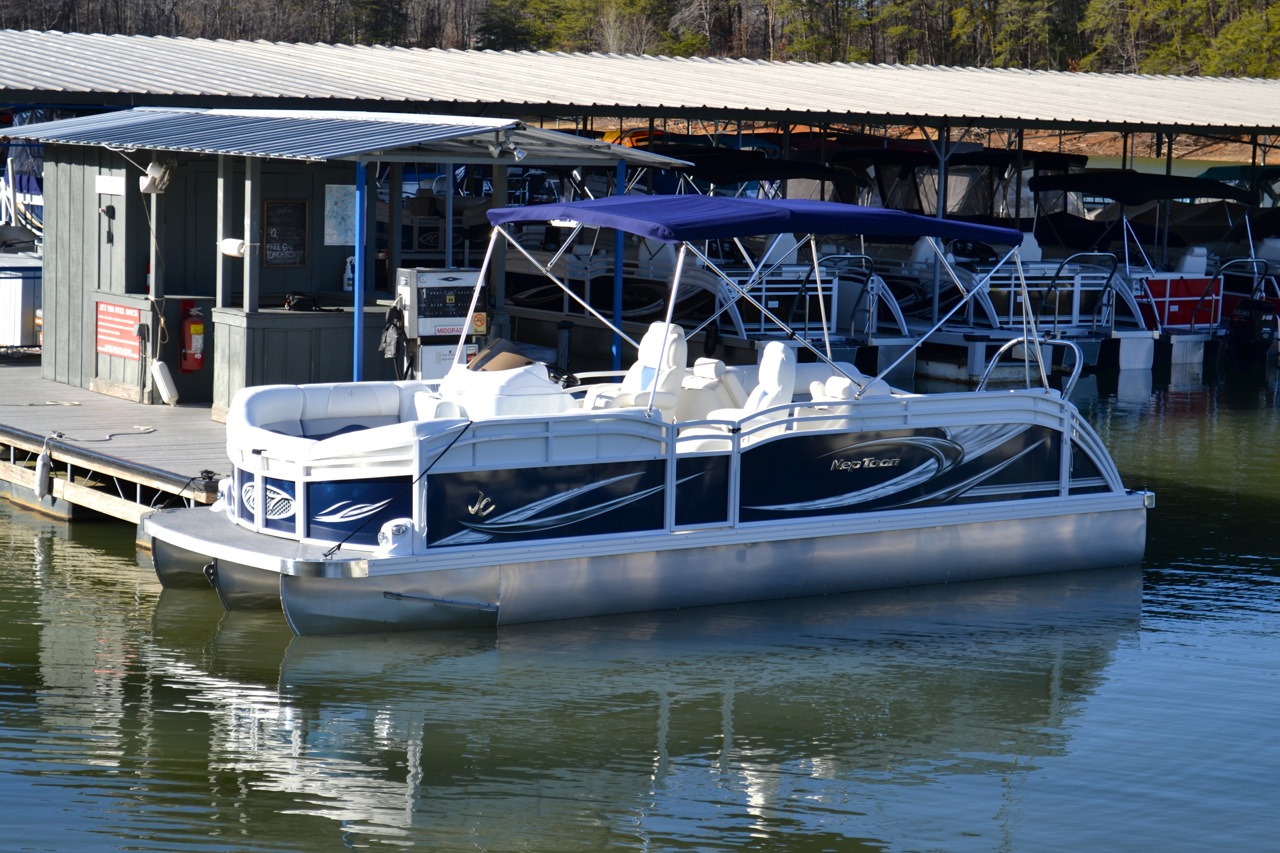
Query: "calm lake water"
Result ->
[[3, 362, 1279, 852]]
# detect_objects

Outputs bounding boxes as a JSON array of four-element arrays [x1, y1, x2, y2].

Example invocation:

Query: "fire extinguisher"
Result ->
[[181, 307, 205, 373]]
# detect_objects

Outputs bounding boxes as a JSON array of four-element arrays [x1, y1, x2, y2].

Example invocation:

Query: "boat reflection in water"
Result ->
[[145, 565, 1140, 847]]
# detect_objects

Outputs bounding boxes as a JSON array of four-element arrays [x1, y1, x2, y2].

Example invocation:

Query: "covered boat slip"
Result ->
[[893, 251, 1162, 378], [818, 161, 1274, 378], [141, 196, 1151, 634], [7, 32, 1280, 410], [1016, 169, 1269, 368]]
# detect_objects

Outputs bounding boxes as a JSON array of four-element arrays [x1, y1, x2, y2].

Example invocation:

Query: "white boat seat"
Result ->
[[237, 384, 306, 437], [243, 381, 437, 431], [808, 372, 893, 402], [298, 383, 403, 437], [676, 357, 749, 421], [679, 341, 796, 451], [228, 380, 439, 456], [764, 231, 801, 265], [800, 373, 895, 431], [809, 377, 840, 401], [583, 322, 688, 418], [728, 341, 796, 417], [908, 236, 935, 266], [1019, 231, 1043, 263], [232, 382, 403, 438], [1173, 246, 1208, 275], [634, 236, 678, 270]]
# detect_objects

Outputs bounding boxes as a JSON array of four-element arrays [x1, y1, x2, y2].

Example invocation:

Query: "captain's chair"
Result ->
[[738, 341, 797, 419], [582, 322, 688, 418]]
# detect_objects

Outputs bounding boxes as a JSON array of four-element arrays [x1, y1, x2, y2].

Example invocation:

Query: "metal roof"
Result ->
[[2, 30, 1279, 136], [2, 107, 687, 167]]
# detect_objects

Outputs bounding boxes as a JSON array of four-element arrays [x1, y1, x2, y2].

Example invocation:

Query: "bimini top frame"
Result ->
[[473, 195, 1035, 401]]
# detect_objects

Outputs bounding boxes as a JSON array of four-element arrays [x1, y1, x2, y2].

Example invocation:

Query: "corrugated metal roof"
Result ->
[[3, 107, 687, 167], [2, 30, 1279, 135]]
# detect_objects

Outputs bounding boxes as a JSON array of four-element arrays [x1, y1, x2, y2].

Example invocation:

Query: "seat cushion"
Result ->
[[234, 385, 304, 436]]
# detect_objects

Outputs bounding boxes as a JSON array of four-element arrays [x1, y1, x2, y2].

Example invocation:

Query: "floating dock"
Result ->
[[0, 356, 225, 539]]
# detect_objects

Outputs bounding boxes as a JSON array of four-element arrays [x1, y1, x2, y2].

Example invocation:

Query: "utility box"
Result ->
[[0, 260, 42, 347], [394, 267, 485, 380]]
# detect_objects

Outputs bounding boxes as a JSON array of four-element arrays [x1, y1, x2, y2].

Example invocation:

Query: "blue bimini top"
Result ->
[[487, 194, 1024, 247]]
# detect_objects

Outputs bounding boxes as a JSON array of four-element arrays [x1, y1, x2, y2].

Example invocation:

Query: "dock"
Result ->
[[0, 354, 226, 535]]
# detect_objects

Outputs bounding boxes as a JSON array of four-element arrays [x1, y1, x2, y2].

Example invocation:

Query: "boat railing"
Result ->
[[1128, 269, 1223, 334], [860, 243, 1026, 385], [228, 388, 1114, 545], [1039, 253, 1125, 336], [817, 253, 914, 338], [868, 260, 1000, 333], [978, 253, 1123, 334], [714, 262, 841, 339], [679, 389, 1076, 448], [431, 409, 673, 471], [976, 337, 1083, 399], [680, 242, 852, 367], [1185, 279, 1223, 333], [1217, 256, 1277, 306], [1063, 408, 1129, 492], [1173, 273, 1220, 334]]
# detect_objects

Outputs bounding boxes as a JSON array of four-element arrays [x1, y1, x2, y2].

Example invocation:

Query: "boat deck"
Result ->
[[0, 355, 227, 530]]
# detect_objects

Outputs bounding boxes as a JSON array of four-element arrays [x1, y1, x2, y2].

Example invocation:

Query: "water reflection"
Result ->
[[137, 568, 1141, 848], [1, 497, 1148, 849], [8, 362, 1280, 850]]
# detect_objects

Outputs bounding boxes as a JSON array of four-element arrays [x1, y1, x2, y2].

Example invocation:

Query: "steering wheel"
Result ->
[[543, 362, 581, 389]]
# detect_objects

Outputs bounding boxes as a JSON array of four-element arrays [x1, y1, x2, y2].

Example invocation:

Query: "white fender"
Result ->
[[151, 360, 179, 405], [33, 447, 52, 500]]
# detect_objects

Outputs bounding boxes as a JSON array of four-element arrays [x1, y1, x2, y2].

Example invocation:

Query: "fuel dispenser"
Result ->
[[394, 268, 486, 380]]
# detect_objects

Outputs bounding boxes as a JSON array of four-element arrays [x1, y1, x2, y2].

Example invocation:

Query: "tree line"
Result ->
[[3, 0, 1277, 76]]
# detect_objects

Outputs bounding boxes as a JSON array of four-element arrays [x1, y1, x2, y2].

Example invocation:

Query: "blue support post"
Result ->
[[612, 159, 627, 371], [353, 160, 368, 381]]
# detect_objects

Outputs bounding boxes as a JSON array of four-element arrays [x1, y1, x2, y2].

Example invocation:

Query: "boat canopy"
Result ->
[[831, 146, 1086, 172], [486, 195, 1024, 246], [1028, 169, 1259, 206], [654, 146, 856, 187]]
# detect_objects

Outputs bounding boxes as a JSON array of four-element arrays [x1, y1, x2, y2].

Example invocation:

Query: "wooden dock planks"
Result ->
[[0, 357, 228, 522]]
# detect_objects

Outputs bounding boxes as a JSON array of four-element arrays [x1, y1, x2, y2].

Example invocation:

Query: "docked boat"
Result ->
[[1024, 169, 1264, 369], [844, 165, 1261, 376], [1219, 254, 1280, 361], [828, 149, 1156, 376], [142, 195, 1152, 635]]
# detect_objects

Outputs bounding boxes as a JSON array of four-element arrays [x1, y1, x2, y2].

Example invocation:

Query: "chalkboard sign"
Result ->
[[262, 200, 308, 267]]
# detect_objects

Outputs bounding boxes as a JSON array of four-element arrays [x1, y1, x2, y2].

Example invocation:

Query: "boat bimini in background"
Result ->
[[143, 195, 1152, 635]]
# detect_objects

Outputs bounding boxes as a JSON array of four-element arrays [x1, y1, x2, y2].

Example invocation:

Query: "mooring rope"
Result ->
[[44, 426, 156, 443]]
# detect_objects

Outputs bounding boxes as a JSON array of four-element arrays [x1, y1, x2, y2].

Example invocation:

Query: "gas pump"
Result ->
[[394, 268, 485, 380]]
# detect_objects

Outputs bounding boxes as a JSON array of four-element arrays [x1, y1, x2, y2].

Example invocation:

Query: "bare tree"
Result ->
[[598, 0, 661, 53]]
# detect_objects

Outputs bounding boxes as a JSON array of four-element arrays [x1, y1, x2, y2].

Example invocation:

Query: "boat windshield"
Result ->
[[466, 337, 538, 372]]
